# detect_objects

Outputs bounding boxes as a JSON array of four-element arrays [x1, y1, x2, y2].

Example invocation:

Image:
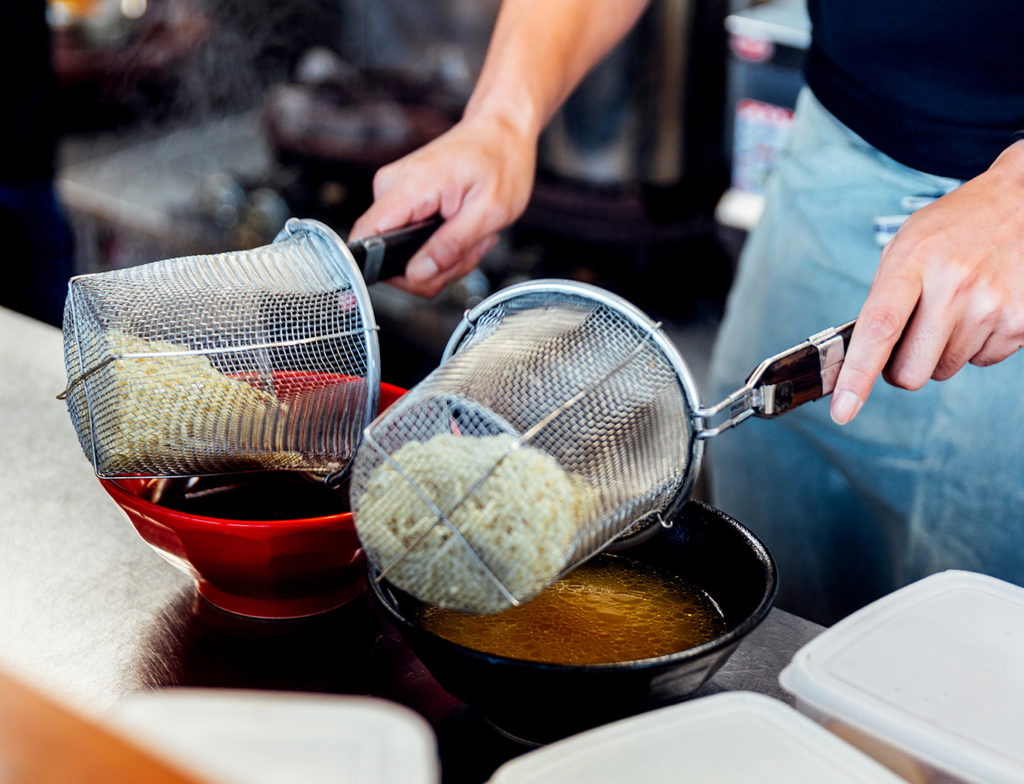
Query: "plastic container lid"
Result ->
[[107, 689, 439, 784], [488, 691, 904, 783], [780, 570, 1024, 784]]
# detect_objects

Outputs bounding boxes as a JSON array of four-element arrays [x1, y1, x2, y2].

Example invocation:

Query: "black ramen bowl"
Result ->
[[368, 499, 777, 744]]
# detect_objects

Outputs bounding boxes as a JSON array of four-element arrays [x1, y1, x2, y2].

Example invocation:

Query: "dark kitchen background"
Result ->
[[49, 0, 809, 392]]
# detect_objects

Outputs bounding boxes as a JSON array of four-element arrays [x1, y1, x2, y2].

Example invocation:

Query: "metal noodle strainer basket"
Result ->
[[59, 217, 435, 480], [351, 279, 854, 614]]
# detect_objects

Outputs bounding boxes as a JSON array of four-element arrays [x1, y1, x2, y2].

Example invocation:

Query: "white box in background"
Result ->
[[718, 0, 809, 231], [780, 570, 1024, 784]]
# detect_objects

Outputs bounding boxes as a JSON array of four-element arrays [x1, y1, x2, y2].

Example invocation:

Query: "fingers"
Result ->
[[347, 158, 478, 297], [389, 233, 499, 297], [967, 296, 1024, 366], [349, 164, 446, 242], [832, 241, 1021, 424], [928, 295, 994, 380], [366, 161, 513, 296], [826, 140, 1024, 425], [972, 330, 1024, 367], [346, 113, 539, 297], [830, 259, 921, 425], [889, 271, 1024, 382], [395, 201, 503, 296], [924, 322, 987, 381], [883, 302, 956, 389]]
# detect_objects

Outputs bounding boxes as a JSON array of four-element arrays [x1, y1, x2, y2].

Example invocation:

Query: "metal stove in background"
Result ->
[[261, 0, 736, 381], [57, 0, 741, 391]]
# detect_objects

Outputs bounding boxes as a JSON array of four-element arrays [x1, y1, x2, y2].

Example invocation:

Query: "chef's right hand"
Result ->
[[349, 113, 538, 298]]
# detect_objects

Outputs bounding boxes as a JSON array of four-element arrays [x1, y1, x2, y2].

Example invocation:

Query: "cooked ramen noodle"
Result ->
[[356, 432, 592, 614], [71, 330, 291, 475]]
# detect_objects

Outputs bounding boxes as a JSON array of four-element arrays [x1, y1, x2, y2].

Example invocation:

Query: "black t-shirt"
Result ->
[[806, 0, 1024, 180], [1, 1, 59, 182]]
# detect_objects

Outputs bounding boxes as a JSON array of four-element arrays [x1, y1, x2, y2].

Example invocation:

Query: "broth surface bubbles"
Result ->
[[417, 553, 726, 665]]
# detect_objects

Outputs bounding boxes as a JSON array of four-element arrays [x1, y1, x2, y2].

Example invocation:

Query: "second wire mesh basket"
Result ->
[[351, 280, 701, 613]]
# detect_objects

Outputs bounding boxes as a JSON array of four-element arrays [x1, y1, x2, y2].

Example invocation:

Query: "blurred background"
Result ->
[[33, 0, 808, 388]]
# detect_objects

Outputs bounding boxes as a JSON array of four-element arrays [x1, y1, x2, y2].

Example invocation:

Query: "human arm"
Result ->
[[830, 139, 1024, 424], [349, 0, 651, 297]]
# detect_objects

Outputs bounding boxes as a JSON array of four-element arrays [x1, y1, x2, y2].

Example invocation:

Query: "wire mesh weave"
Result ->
[[350, 280, 697, 614], [61, 219, 380, 478]]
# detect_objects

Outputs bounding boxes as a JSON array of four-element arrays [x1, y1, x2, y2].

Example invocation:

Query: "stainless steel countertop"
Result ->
[[0, 306, 823, 782]]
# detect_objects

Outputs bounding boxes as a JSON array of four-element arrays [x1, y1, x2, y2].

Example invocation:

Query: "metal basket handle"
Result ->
[[696, 320, 856, 439], [346, 217, 442, 284]]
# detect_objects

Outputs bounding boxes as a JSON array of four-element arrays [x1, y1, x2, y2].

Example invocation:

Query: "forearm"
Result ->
[[464, 0, 652, 140]]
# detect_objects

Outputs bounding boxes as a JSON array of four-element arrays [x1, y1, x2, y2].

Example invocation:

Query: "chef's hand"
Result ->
[[831, 139, 1024, 424], [349, 114, 537, 297], [349, 0, 650, 298]]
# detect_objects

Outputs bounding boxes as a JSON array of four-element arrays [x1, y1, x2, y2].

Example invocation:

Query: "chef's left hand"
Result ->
[[831, 139, 1024, 425]]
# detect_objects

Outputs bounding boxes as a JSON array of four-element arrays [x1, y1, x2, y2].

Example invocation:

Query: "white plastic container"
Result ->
[[488, 691, 904, 783], [780, 570, 1024, 784], [108, 689, 439, 784]]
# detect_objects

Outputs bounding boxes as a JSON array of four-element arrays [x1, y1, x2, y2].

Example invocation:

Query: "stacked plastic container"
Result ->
[[489, 691, 904, 783], [780, 570, 1024, 783]]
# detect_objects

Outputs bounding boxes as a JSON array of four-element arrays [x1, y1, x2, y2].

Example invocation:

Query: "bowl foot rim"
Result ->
[[196, 577, 367, 619]]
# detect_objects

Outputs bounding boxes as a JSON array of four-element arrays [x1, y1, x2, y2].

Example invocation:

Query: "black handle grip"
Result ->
[[347, 217, 443, 284]]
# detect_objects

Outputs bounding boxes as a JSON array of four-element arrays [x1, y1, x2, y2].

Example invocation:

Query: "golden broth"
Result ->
[[416, 554, 727, 665]]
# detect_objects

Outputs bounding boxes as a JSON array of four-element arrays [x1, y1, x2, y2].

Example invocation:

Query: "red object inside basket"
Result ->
[[100, 381, 405, 619]]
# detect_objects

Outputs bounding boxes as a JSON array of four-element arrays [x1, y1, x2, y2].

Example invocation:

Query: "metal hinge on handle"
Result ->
[[812, 323, 850, 397], [695, 320, 856, 439], [695, 383, 763, 439]]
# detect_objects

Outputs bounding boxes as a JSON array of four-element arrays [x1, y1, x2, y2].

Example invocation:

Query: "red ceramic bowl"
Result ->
[[100, 382, 406, 619]]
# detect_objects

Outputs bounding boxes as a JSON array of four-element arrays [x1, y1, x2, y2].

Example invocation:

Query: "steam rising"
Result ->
[[167, 0, 341, 122]]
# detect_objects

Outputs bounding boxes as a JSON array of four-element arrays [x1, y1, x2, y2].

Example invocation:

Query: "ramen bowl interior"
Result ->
[[100, 382, 406, 619], [370, 498, 777, 744]]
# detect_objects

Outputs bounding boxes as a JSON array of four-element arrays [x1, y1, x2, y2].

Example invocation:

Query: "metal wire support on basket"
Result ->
[[351, 279, 704, 614], [59, 219, 381, 480]]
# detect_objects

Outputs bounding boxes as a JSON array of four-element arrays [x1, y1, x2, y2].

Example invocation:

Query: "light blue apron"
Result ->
[[706, 88, 1024, 625]]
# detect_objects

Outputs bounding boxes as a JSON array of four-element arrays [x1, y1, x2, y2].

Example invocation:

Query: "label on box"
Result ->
[[730, 34, 775, 63], [731, 99, 795, 195]]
